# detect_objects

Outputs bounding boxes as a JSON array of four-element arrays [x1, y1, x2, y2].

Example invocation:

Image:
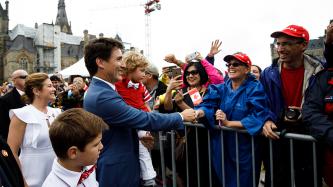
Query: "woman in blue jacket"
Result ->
[[195, 52, 270, 187]]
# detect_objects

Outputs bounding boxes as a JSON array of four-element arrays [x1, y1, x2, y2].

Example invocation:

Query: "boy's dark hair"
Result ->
[[49, 108, 109, 159], [183, 61, 209, 87], [84, 37, 124, 76], [50, 75, 61, 82], [70, 75, 84, 84]]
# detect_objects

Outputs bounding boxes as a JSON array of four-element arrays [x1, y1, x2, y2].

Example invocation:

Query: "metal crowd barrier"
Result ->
[[156, 122, 318, 187]]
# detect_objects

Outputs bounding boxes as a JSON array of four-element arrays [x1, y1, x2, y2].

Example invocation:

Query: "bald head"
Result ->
[[11, 69, 28, 91], [11, 70, 28, 79]]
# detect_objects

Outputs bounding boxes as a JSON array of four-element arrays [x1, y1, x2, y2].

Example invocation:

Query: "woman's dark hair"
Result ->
[[183, 60, 208, 87], [251, 64, 262, 74], [84, 38, 124, 76]]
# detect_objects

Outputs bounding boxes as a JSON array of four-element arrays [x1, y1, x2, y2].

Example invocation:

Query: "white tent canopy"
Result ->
[[59, 58, 90, 78]]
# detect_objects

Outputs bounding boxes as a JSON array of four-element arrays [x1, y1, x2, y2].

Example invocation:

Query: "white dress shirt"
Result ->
[[42, 159, 98, 187], [93, 76, 116, 90]]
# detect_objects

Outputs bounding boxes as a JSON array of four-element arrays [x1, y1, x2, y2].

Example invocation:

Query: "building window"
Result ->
[[19, 57, 28, 70]]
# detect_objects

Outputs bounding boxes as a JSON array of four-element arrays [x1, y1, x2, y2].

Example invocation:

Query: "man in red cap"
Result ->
[[260, 25, 324, 187]]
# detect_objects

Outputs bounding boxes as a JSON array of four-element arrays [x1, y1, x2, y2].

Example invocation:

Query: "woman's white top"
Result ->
[[10, 105, 61, 187]]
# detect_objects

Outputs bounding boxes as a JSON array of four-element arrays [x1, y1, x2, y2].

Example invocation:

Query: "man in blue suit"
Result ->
[[83, 38, 197, 187]]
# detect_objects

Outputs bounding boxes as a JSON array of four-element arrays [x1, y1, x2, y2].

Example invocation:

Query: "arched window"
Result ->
[[19, 57, 28, 70]]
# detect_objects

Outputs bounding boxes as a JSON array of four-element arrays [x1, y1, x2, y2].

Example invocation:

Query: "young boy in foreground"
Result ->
[[42, 108, 108, 187]]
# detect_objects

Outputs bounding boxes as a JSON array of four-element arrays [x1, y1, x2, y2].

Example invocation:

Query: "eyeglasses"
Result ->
[[274, 41, 304, 48], [226, 62, 247, 67], [145, 71, 152, 75], [185, 70, 199, 76], [15, 75, 27, 79]]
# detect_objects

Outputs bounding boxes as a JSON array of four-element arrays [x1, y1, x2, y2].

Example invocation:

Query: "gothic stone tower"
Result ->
[[55, 0, 72, 35], [0, 1, 9, 83]]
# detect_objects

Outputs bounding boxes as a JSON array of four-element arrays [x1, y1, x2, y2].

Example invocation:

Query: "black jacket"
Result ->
[[303, 70, 333, 146], [325, 43, 333, 68], [303, 43, 333, 146], [0, 88, 25, 140], [0, 137, 24, 187]]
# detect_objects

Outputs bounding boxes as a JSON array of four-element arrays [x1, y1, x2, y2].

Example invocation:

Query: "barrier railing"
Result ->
[[156, 122, 318, 187]]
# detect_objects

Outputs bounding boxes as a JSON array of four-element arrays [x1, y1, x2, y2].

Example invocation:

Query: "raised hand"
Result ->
[[208, 40, 222, 57], [164, 54, 177, 64], [69, 84, 80, 96], [326, 23, 333, 44], [166, 76, 183, 92]]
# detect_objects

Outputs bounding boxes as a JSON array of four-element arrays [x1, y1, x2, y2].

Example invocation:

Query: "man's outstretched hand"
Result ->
[[180, 109, 197, 123], [326, 23, 333, 44]]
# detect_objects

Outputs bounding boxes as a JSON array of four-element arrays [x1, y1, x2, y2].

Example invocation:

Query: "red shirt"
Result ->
[[281, 65, 304, 107], [115, 78, 152, 112]]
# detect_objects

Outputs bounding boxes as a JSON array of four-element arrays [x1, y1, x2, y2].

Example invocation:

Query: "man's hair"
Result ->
[[50, 75, 61, 82], [49, 108, 109, 159], [24, 73, 49, 104], [84, 38, 124, 76], [183, 61, 208, 87], [70, 75, 84, 84], [122, 51, 149, 75]]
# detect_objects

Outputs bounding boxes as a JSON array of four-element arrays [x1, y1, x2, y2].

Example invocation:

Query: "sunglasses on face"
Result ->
[[16, 75, 27, 79], [225, 62, 247, 68], [185, 70, 199, 76], [274, 40, 304, 48]]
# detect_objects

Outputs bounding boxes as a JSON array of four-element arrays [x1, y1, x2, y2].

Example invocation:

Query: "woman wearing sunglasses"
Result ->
[[163, 56, 223, 187], [7, 73, 62, 187], [195, 52, 270, 187]]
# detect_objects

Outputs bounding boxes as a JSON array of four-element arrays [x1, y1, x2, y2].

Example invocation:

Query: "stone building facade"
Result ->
[[0, 0, 84, 82], [0, 1, 9, 83], [0, 0, 128, 83]]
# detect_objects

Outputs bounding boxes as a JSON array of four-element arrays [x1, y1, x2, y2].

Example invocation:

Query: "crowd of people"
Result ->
[[0, 22, 332, 187]]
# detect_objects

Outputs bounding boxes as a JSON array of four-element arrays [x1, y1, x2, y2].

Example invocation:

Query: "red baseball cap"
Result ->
[[271, 25, 309, 42], [223, 52, 252, 66]]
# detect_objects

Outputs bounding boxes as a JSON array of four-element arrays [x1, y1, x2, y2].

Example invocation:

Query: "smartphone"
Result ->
[[172, 68, 182, 78], [186, 52, 198, 62]]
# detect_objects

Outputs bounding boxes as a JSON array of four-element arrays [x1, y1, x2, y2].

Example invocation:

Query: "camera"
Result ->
[[285, 108, 301, 121], [171, 68, 182, 78]]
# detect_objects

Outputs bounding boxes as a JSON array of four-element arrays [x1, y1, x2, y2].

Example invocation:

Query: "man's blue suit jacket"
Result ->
[[84, 78, 183, 187]]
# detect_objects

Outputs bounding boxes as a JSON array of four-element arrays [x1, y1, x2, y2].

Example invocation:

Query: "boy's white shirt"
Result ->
[[42, 159, 98, 187]]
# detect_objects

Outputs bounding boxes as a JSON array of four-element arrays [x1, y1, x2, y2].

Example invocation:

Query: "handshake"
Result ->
[[180, 109, 203, 123]]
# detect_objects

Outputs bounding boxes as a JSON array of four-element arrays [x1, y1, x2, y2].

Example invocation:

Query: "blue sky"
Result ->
[[6, 0, 333, 73]]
